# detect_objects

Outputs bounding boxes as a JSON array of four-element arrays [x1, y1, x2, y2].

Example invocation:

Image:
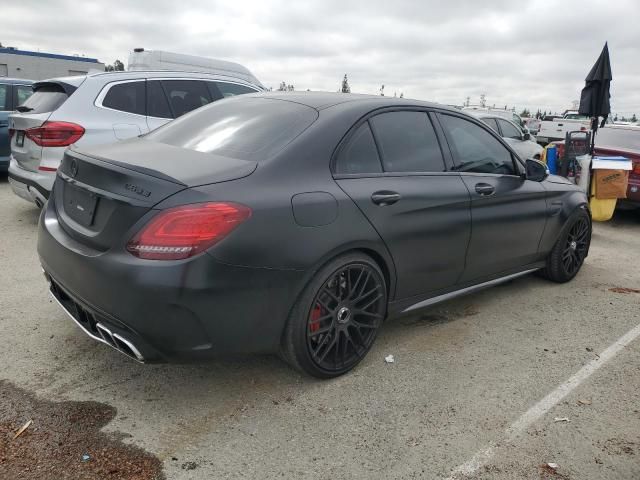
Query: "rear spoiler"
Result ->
[[32, 80, 80, 96]]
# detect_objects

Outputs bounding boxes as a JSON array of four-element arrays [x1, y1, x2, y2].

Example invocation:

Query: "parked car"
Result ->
[[462, 106, 525, 128], [466, 111, 543, 160], [8, 69, 263, 206], [0, 78, 33, 172], [523, 117, 541, 135], [556, 124, 640, 208], [39, 93, 591, 378], [537, 110, 591, 145]]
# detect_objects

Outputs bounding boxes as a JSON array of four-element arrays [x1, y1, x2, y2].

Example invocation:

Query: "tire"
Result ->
[[541, 208, 592, 283], [281, 253, 387, 379]]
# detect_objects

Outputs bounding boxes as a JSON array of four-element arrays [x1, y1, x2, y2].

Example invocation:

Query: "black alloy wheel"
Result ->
[[542, 208, 592, 283], [561, 215, 590, 277], [282, 253, 387, 378]]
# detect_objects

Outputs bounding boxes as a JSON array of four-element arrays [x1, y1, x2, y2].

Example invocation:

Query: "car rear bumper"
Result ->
[[0, 155, 9, 172], [8, 158, 54, 206], [38, 199, 305, 361]]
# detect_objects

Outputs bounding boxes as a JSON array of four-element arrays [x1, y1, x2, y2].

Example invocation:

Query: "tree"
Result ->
[[631, 114, 637, 123], [399, 92, 404, 98], [379, 84, 385, 96], [519, 108, 530, 118], [613, 114, 618, 121], [277, 82, 294, 92], [340, 74, 350, 93], [0, 42, 3, 48], [104, 59, 125, 72]]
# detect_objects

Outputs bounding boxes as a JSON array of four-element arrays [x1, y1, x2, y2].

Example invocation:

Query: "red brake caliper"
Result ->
[[309, 304, 323, 333]]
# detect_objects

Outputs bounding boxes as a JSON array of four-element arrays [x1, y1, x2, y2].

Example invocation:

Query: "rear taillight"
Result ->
[[25, 121, 85, 147], [633, 163, 640, 175], [127, 202, 251, 260]]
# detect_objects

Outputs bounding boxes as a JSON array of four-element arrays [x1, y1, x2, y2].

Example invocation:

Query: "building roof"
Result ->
[[0, 47, 101, 64]]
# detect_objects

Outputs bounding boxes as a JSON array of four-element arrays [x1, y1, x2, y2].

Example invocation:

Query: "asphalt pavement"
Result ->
[[0, 176, 638, 479]]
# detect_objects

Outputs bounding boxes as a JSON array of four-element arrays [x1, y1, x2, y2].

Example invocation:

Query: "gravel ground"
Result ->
[[0, 175, 638, 480]]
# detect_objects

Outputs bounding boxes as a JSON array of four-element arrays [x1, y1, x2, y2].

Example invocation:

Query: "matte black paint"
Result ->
[[38, 93, 589, 361]]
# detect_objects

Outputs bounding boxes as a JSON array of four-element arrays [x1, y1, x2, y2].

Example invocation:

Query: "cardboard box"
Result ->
[[594, 169, 629, 199]]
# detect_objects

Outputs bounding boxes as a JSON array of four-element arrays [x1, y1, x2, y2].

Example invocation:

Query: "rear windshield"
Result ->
[[145, 97, 318, 161], [18, 85, 68, 114]]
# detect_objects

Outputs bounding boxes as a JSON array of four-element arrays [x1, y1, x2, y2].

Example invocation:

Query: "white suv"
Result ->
[[8, 68, 263, 206]]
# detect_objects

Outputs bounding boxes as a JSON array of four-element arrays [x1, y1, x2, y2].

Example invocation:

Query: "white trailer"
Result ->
[[0, 47, 104, 80], [127, 48, 263, 88]]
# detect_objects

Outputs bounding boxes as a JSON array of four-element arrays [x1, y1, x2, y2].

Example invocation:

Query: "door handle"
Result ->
[[371, 191, 401, 206], [474, 183, 495, 196]]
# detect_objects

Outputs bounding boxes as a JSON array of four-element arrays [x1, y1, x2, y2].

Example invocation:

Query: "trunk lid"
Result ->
[[53, 140, 257, 251]]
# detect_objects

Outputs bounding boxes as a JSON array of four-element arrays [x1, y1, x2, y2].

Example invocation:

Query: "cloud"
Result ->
[[3, 0, 639, 115]]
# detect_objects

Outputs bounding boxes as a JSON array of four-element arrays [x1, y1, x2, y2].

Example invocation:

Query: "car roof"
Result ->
[[0, 77, 34, 85], [248, 91, 451, 112], [35, 70, 263, 90]]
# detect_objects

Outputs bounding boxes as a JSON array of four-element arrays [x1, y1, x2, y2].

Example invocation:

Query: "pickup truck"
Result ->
[[537, 110, 591, 145]]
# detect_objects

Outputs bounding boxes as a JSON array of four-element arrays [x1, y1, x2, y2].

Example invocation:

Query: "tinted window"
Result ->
[[335, 123, 382, 174], [370, 111, 444, 172], [146, 97, 318, 162], [147, 81, 172, 119], [15, 85, 33, 106], [482, 117, 499, 133], [161, 80, 211, 118], [440, 114, 516, 175], [216, 82, 257, 97], [0, 84, 7, 110], [18, 85, 68, 114], [103, 81, 145, 115], [498, 119, 522, 140]]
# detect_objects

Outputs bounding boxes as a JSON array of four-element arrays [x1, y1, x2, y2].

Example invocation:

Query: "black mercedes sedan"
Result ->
[[38, 92, 591, 378]]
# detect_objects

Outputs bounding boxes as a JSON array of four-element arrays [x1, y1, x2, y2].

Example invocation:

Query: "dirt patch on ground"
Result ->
[[608, 287, 640, 294], [0, 380, 164, 480]]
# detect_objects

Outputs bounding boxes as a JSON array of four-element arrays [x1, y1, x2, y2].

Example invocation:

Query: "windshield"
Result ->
[[145, 97, 318, 161]]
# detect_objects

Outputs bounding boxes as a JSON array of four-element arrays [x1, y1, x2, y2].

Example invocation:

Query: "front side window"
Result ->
[[15, 85, 33, 106], [334, 123, 382, 174], [216, 82, 258, 97], [102, 81, 145, 115], [440, 114, 516, 175], [161, 80, 211, 118], [0, 84, 7, 110], [369, 111, 445, 172], [498, 119, 522, 140], [482, 117, 499, 133]]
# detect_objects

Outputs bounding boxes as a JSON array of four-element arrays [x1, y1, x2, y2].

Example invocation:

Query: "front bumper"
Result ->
[[8, 157, 54, 206], [38, 199, 305, 361]]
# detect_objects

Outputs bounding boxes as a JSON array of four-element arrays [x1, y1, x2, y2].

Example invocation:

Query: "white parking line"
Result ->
[[446, 321, 640, 479]]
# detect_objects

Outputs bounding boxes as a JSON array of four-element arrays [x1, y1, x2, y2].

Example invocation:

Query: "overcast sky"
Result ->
[[3, 0, 639, 115]]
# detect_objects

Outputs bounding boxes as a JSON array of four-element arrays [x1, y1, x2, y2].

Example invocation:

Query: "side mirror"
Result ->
[[525, 158, 549, 182], [523, 132, 531, 141]]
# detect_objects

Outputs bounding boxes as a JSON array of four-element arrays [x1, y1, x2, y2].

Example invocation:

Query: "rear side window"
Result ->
[[102, 81, 145, 115], [161, 80, 211, 118], [498, 119, 522, 140], [18, 85, 68, 114], [147, 81, 172, 119], [216, 82, 258, 97], [440, 114, 516, 175], [145, 97, 318, 162], [0, 84, 7, 110], [15, 85, 33, 106], [369, 111, 445, 172], [335, 123, 382, 174]]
